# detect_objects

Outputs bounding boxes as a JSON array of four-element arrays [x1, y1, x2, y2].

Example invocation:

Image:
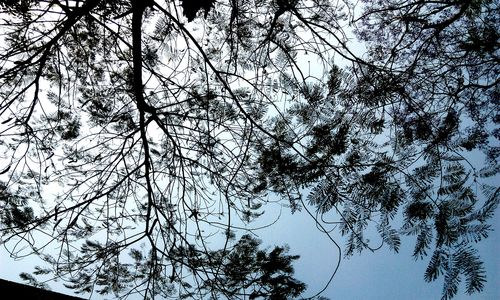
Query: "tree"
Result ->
[[347, 2, 500, 298], [0, 0, 497, 299]]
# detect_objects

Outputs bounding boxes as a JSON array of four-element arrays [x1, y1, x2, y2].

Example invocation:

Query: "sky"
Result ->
[[264, 203, 500, 300], [0, 2, 499, 300], [1, 197, 498, 299]]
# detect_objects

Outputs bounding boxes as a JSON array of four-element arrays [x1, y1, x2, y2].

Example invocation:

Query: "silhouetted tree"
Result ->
[[0, 0, 497, 299], [58, 234, 305, 299]]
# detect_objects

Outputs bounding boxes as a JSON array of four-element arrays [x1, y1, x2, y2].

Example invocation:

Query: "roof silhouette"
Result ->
[[0, 279, 85, 300]]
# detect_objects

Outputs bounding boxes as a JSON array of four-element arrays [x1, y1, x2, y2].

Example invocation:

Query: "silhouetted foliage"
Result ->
[[60, 234, 305, 299], [0, 0, 498, 299], [181, 0, 215, 22]]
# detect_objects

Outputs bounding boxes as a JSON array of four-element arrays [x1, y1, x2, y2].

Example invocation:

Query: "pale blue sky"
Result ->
[[1, 192, 498, 299], [271, 205, 500, 300]]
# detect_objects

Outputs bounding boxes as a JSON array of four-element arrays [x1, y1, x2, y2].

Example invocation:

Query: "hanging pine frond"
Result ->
[[413, 224, 433, 260], [442, 260, 461, 300], [454, 246, 486, 296], [307, 181, 342, 213], [464, 185, 500, 223], [458, 223, 491, 243], [377, 222, 401, 253], [424, 249, 447, 282]]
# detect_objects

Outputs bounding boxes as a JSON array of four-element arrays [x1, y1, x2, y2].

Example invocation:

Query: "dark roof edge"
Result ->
[[0, 278, 86, 300]]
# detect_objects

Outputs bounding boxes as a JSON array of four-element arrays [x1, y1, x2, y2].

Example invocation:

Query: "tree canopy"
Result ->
[[0, 0, 498, 299]]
